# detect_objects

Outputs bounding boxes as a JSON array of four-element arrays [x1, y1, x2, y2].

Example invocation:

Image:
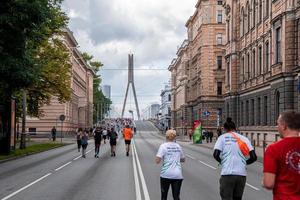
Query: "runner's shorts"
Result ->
[[125, 140, 131, 145]]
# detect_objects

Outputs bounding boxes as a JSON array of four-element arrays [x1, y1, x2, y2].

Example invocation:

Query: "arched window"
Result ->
[[265, 41, 270, 72], [252, 0, 256, 27], [275, 91, 280, 123], [240, 8, 245, 36], [247, 2, 251, 32], [259, 0, 262, 22]]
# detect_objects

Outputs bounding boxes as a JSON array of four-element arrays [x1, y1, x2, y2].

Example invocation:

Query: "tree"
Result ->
[[0, 0, 69, 106], [82, 53, 112, 123]]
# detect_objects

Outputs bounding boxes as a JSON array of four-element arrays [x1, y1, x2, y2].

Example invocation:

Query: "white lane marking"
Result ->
[[198, 160, 217, 170], [73, 155, 82, 160], [132, 141, 142, 200], [246, 183, 260, 191], [1, 173, 52, 200], [86, 149, 92, 154], [186, 154, 196, 160], [55, 161, 72, 171], [133, 140, 151, 200]]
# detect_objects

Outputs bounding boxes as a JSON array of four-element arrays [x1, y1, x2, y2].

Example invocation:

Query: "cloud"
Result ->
[[62, 0, 196, 117]]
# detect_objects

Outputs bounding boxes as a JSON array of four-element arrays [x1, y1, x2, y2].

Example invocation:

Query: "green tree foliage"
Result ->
[[0, 0, 71, 116], [0, 1, 67, 98], [82, 53, 112, 122]]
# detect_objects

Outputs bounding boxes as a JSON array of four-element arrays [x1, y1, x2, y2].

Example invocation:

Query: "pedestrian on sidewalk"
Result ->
[[213, 117, 257, 200], [94, 127, 102, 158], [262, 111, 300, 200], [156, 129, 185, 200], [108, 127, 118, 157], [123, 125, 133, 156], [51, 126, 56, 141], [81, 130, 89, 158], [76, 128, 82, 152]]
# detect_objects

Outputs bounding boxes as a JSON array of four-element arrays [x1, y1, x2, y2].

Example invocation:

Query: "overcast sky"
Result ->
[[62, 0, 196, 118]]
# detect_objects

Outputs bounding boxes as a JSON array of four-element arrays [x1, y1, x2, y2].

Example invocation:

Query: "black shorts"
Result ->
[[125, 140, 131, 145], [110, 139, 117, 146]]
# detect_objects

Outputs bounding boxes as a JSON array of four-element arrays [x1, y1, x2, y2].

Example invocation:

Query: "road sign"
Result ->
[[59, 114, 66, 122]]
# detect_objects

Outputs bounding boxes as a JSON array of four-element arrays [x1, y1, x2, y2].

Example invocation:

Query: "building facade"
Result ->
[[169, 0, 226, 134], [224, 0, 300, 142], [142, 103, 161, 120], [26, 28, 95, 134], [102, 85, 111, 99], [160, 83, 172, 130]]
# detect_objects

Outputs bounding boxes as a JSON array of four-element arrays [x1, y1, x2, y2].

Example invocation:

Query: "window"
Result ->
[[251, 99, 255, 125], [246, 100, 249, 125], [217, 56, 222, 69], [168, 94, 171, 101], [252, 49, 256, 77], [227, 61, 230, 86], [241, 102, 244, 125], [257, 97, 261, 125], [247, 3, 251, 31], [217, 11, 223, 23], [265, 42, 270, 72], [253, 0, 256, 27], [240, 8, 245, 36], [247, 53, 250, 79], [275, 91, 280, 123], [259, 0, 263, 22], [227, 20, 230, 42], [218, 0, 223, 5], [217, 82, 222, 95], [241, 56, 245, 81], [227, 103, 230, 118], [265, 0, 269, 17], [217, 34, 223, 45], [275, 27, 282, 63], [258, 46, 262, 75], [264, 96, 268, 125]]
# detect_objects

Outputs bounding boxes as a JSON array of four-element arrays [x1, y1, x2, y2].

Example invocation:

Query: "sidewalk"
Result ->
[[177, 136, 264, 163]]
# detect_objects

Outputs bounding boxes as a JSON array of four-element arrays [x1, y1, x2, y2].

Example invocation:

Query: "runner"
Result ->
[[213, 117, 257, 200], [81, 130, 89, 158], [108, 127, 118, 157], [102, 128, 108, 144], [94, 126, 102, 158], [155, 129, 185, 200], [76, 128, 83, 152], [263, 111, 300, 200], [123, 125, 133, 156]]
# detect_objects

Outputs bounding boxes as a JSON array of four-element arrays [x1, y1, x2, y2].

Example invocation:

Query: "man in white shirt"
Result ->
[[213, 118, 257, 200]]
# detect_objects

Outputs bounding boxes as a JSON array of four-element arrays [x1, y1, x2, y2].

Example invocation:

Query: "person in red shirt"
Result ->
[[263, 111, 300, 200], [123, 125, 133, 156]]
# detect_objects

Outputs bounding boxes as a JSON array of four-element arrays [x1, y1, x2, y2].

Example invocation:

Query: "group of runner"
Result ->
[[75, 118, 134, 158]]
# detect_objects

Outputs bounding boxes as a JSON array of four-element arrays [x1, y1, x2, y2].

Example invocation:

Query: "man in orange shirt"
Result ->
[[123, 125, 133, 156]]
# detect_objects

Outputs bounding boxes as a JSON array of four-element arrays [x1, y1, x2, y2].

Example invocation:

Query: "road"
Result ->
[[0, 121, 272, 200]]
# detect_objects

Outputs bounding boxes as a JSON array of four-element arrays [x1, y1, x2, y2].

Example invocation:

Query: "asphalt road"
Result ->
[[0, 121, 272, 200]]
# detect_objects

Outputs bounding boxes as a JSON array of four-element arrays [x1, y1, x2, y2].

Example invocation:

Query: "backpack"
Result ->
[[229, 132, 250, 156]]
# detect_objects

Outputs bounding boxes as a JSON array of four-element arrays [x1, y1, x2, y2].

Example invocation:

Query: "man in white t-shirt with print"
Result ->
[[156, 129, 185, 200], [213, 118, 257, 200]]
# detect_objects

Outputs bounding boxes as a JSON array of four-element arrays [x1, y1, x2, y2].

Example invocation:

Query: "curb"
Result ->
[[0, 143, 73, 164]]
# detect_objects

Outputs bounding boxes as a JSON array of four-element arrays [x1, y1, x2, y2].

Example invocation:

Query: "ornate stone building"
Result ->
[[26, 28, 95, 134], [224, 0, 300, 142], [169, 0, 226, 134]]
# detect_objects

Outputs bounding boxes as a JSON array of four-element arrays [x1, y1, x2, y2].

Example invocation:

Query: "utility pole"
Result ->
[[20, 90, 26, 149]]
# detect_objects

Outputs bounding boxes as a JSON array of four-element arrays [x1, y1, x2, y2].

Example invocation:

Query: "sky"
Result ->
[[62, 0, 197, 118]]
